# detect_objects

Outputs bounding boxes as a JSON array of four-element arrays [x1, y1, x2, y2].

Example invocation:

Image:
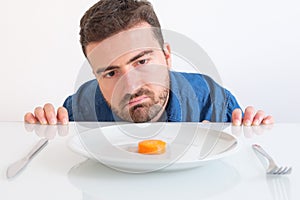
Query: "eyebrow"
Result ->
[[126, 50, 153, 64], [96, 50, 154, 74]]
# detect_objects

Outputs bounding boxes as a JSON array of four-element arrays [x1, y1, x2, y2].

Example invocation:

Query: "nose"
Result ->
[[118, 66, 144, 94]]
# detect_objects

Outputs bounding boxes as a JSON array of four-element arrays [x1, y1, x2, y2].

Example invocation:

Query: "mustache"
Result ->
[[119, 88, 155, 108]]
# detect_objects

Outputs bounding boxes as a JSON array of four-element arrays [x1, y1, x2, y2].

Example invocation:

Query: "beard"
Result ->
[[108, 87, 169, 123]]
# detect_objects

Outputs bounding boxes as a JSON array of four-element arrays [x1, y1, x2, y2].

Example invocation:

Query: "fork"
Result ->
[[252, 144, 292, 175]]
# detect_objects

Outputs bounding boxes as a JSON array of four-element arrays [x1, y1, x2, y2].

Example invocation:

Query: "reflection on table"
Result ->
[[0, 122, 299, 200], [68, 159, 240, 200]]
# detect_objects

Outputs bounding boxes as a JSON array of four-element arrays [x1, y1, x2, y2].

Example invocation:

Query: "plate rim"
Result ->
[[67, 122, 239, 170]]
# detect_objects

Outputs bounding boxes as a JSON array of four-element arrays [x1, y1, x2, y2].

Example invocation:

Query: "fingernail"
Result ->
[[253, 120, 259, 126], [41, 119, 48, 125], [244, 120, 251, 126], [50, 118, 57, 125], [263, 119, 269, 124], [62, 118, 68, 125], [233, 120, 240, 126]]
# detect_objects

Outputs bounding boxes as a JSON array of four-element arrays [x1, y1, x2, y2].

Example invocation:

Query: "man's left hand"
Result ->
[[231, 106, 274, 126]]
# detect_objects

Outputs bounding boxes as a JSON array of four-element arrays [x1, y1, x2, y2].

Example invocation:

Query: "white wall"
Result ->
[[1, 0, 299, 122]]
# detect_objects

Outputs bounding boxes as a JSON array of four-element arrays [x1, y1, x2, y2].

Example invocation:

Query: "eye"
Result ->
[[138, 59, 147, 65], [136, 59, 150, 66], [103, 70, 116, 78]]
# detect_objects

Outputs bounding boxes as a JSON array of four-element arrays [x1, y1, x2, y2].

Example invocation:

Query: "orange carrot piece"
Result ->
[[138, 139, 166, 154]]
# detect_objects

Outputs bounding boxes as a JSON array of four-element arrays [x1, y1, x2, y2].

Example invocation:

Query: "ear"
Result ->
[[163, 43, 172, 69]]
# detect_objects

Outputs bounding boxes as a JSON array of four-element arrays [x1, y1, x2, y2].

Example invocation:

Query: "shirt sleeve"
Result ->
[[224, 89, 242, 122], [62, 96, 74, 121]]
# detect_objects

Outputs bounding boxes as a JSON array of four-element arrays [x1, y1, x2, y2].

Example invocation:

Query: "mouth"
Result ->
[[127, 95, 150, 108]]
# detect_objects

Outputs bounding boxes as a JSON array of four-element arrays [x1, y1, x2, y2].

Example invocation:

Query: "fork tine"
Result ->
[[280, 167, 292, 175], [277, 166, 288, 175], [267, 167, 279, 174], [285, 167, 292, 174], [252, 144, 292, 175], [269, 166, 292, 175], [283, 167, 291, 175]]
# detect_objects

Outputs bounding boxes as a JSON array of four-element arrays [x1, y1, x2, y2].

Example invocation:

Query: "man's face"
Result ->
[[86, 25, 172, 122]]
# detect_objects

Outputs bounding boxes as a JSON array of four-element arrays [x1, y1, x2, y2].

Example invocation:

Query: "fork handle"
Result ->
[[252, 144, 274, 162]]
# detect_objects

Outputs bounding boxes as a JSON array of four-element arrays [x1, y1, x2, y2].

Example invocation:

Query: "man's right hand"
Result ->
[[24, 103, 69, 125]]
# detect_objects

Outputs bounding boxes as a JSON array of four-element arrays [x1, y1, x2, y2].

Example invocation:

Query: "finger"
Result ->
[[252, 110, 265, 126], [34, 124, 49, 137], [243, 106, 255, 126], [262, 115, 274, 125], [43, 103, 57, 125], [232, 108, 242, 126], [58, 125, 69, 136], [43, 125, 57, 139], [23, 123, 35, 133], [24, 112, 37, 124], [231, 125, 242, 136], [34, 107, 48, 125], [252, 125, 264, 135], [57, 107, 69, 125], [202, 120, 210, 123], [243, 126, 254, 138]]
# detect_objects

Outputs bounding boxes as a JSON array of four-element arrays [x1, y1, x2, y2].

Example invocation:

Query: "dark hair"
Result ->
[[80, 0, 164, 57]]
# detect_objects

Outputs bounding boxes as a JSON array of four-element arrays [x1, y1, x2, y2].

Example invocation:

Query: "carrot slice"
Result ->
[[138, 139, 166, 154]]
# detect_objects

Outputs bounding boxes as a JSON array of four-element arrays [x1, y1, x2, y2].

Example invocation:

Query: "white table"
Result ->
[[0, 122, 299, 200]]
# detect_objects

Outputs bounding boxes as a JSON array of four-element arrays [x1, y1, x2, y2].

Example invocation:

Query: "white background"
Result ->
[[1, 0, 299, 122]]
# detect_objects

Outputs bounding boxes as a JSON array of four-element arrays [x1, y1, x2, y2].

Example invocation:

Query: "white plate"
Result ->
[[68, 122, 239, 172]]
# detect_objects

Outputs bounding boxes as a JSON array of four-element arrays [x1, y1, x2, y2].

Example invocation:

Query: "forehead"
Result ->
[[87, 26, 162, 70]]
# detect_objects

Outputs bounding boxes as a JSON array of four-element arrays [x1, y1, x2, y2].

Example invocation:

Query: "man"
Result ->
[[24, 0, 273, 126]]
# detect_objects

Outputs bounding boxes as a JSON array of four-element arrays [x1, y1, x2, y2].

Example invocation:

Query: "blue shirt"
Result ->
[[63, 71, 241, 122]]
